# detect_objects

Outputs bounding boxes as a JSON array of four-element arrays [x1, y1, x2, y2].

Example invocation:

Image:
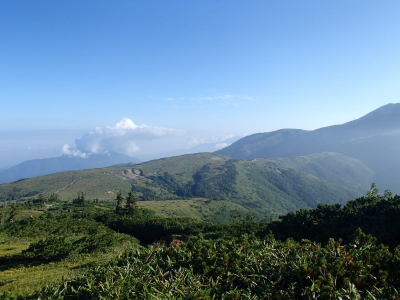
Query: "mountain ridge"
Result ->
[[357, 103, 400, 121], [216, 103, 400, 192]]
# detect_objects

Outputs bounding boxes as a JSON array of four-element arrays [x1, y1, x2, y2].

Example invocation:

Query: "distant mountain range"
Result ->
[[216, 103, 400, 193], [0, 152, 140, 184], [0, 137, 241, 185]]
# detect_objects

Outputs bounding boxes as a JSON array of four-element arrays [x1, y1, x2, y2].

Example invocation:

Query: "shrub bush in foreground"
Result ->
[[35, 230, 400, 299]]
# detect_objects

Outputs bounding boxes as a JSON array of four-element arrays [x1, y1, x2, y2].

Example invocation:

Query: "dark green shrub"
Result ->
[[74, 233, 127, 254], [22, 236, 73, 261]]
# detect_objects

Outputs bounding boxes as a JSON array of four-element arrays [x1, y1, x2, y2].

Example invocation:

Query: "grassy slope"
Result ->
[[0, 153, 229, 202], [0, 240, 131, 296], [0, 169, 134, 201], [139, 199, 252, 224], [0, 152, 372, 219], [0, 205, 140, 296]]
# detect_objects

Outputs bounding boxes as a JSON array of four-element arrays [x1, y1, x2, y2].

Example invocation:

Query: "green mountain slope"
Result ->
[[258, 152, 373, 192], [215, 103, 400, 193], [0, 152, 373, 219], [231, 159, 367, 217]]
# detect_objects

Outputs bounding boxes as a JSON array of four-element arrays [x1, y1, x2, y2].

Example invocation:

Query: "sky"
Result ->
[[1, 0, 400, 168]]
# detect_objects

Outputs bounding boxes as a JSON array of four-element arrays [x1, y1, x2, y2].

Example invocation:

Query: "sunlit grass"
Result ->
[[0, 261, 80, 296], [0, 233, 139, 296], [0, 241, 28, 257], [139, 198, 251, 223]]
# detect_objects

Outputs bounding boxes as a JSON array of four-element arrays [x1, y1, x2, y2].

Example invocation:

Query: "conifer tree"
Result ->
[[49, 193, 59, 202], [125, 192, 138, 215], [115, 192, 124, 215], [73, 192, 85, 205]]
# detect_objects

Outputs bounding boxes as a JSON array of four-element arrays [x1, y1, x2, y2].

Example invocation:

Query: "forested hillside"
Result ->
[[259, 152, 373, 192]]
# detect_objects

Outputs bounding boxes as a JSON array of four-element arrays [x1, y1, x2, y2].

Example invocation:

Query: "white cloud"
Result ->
[[197, 95, 255, 102], [189, 136, 209, 146], [64, 118, 184, 156], [62, 144, 88, 158], [189, 134, 235, 147], [198, 95, 234, 101], [214, 142, 230, 149], [220, 134, 234, 141]]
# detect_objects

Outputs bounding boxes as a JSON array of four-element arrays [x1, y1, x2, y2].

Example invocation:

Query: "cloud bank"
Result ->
[[214, 142, 230, 150], [189, 134, 238, 150], [63, 118, 184, 157]]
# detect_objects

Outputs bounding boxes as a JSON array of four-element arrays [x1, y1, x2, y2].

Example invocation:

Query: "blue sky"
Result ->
[[1, 1, 400, 167]]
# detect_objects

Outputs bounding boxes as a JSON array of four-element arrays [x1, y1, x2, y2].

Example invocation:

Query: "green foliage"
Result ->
[[0, 203, 138, 286], [140, 198, 255, 224], [22, 236, 73, 261], [20, 233, 132, 263], [101, 210, 214, 244], [267, 186, 400, 249], [131, 185, 158, 200], [115, 192, 124, 214], [4, 187, 400, 298], [0, 206, 130, 245], [34, 193, 45, 203], [115, 192, 138, 216], [48, 193, 59, 202], [7, 206, 18, 223], [73, 233, 129, 254], [178, 161, 238, 199], [33, 232, 400, 299], [125, 192, 137, 215], [131, 161, 238, 201], [261, 152, 374, 193], [72, 191, 85, 205]]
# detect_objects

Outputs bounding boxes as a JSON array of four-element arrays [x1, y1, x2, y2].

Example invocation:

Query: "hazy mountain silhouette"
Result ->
[[0, 152, 140, 184], [136, 136, 241, 161], [216, 103, 400, 192]]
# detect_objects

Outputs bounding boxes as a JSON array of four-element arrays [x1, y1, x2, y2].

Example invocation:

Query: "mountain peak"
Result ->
[[358, 103, 400, 120]]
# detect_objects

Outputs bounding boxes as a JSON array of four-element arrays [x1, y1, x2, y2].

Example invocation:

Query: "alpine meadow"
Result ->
[[2, 1, 400, 299]]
